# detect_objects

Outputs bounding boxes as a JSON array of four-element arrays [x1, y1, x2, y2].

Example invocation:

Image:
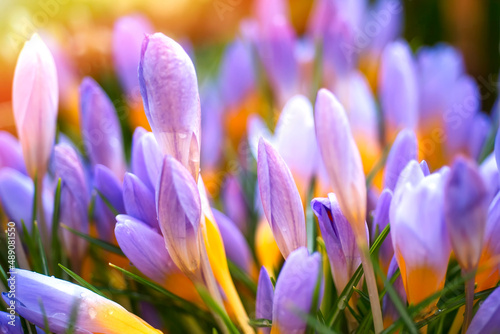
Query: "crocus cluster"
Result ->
[[1, 0, 500, 333]]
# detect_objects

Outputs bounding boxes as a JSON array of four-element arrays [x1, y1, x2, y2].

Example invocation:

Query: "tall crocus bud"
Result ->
[[115, 215, 178, 284], [54, 143, 89, 267], [1, 269, 162, 334], [156, 155, 202, 276], [382, 257, 407, 328], [390, 167, 451, 308], [131, 131, 163, 191], [314, 89, 366, 237], [257, 138, 306, 259], [139, 33, 201, 181], [80, 77, 126, 179], [311, 193, 363, 293], [371, 189, 394, 273], [467, 286, 500, 333], [272, 247, 321, 333], [378, 40, 418, 141], [445, 157, 488, 272], [12, 34, 58, 178], [383, 130, 418, 191], [256, 267, 274, 334]]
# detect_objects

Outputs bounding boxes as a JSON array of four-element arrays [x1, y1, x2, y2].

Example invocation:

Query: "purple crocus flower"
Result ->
[[257, 138, 306, 259], [420, 160, 431, 176], [311, 193, 363, 293], [139, 33, 201, 181], [371, 188, 394, 273], [222, 175, 248, 233], [12, 34, 58, 178], [131, 131, 163, 192], [93, 164, 125, 241], [479, 154, 499, 204], [112, 14, 153, 98], [444, 157, 488, 272], [272, 247, 322, 333], [80, 77, 126, 179], [314, 88, 366, 236], [115, 215, 178, 284], [382, 257, 407, 327], [467, 285, 500, 333], [383, 129, 418, 191], [0, 168, 52, 232], [123, 172, 158, 230], [54, 143, 90, 266], [1, 269, 162, 334], [378, 40, 418, 140], [0, 131, 27, 174], [0, 312, 43, 334], [156, 155, 202, 276], [256, 267, 274, 334], [212, 209, 254, 275]]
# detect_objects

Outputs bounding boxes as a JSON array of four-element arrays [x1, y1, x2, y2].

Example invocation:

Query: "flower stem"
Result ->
[[359, 244, 383, 333], [462, 273, 475, 333]]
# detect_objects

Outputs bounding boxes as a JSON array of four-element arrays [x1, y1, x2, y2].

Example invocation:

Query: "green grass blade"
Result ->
[[33, 221, 49, 276], [58, 264, 106, 298], [51, 178, 63, 277], [61, 224, 124, 256], [196, 285, 240, 334]]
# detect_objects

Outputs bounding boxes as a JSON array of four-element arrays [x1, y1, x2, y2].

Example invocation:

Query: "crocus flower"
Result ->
[[371, 189, 394, 273], [156, 155, 202, 276], [383, 129, 418, 191], [1, 269, 162, 334], [256, 267, 274, 334], [212, 208, 254, 275], [390, 161, 451, 307], [54, 143, 90, 267], [123, 172, 158, 230], [139, 33, 201, 181], [12, 33, 58, 179], [479, 154, 499, 204], [272, 247, 321, 334], [80, 77, 126, 179], [222, 175, 248, 233], [467, 285, 500, 334], [382, 257, 407, 328], [93, 164, 125, 241], [0, 168, 52, 232], [112, 15, 153, 98], [444, 157, 488, 272], [311, 193, 363, 293], [257, 138, 306, 258], [0, 131, 27, 174], [378, 40, 418, 141], [314, 88, 366, 237]]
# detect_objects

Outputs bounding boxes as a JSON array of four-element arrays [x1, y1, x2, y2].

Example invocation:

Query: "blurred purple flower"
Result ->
[[256, 266, 274, 334]]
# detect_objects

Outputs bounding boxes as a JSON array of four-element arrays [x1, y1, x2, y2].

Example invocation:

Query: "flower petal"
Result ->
[[123, 172, 158, 230]]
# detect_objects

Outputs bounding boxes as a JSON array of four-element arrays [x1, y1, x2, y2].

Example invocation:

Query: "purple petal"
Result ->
[[372, 189, 394, 272], [12, 34, 58, 178], [123, 173, 158, 230], [257, 138, 306, 258], [156, 155, 202, 275], [218, 39, 256, 109], [54, 143, 90, 264], [468, 113, 490, 160], [112, 15, 153, 96], [382, 257, 407, 325], [0, 131, 27, 174], [275, 95, 318, 197], [445, 157, 488, 271], [272, 247, 321, 333], [212, 209, 253, 274], [368, 0, 403, 52], [467, 285, 500, 333], [420, 160, 430, 176], [383, 129, 418, 191], [139, 33, 201, 181], [93, 164, 124, 241], [314, 88, 366, 233], [115, 215, 178, 283], [80, 77, 126, 179], [254, 0, 289, 27], [222, 175, 248, 233], [311, 193, 360, 292], [484, 192, 500, 261], [131, 131, 163, 191], [256, 266, 274, 334], [480, 154, 499, 204], [378, 40, 418, 138], [0, 312, 24, 334]]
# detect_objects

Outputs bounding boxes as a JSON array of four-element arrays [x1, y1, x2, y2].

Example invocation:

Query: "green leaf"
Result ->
[[51, 178, 63, 277], [95, 189, 119, 216], [196, 285, 240, 334], [227, 260, 257, 294], [33, 221, 49, 276], [61, 224, 124, 256], [38, 298, 51, 333], [58, 263, 106, 298], [248, 318, 272, 328], [306, 177, 317, 254]]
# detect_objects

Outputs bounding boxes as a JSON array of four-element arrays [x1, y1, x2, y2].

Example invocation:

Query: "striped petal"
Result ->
[[123, 172, 158, 230]]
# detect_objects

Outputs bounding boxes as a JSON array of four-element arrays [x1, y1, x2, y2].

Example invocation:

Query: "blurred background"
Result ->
[[0, 0, 498, 139]]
